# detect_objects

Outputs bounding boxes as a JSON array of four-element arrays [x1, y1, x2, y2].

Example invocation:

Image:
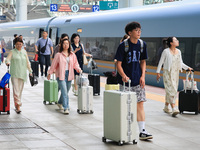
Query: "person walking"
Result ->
[[19, 35, 26, 50], [115, 22, 153, 140], [52, 33, 69, 59], [156, 37, 192, 117], [6, 37, 33, 113], [70, 33, 92, 95], [13, 34, 18, 49], [35, 31, 53, 77], [47, 39, 82, 114]]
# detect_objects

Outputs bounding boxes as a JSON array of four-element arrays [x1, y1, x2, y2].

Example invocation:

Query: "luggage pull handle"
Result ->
[[7, 66, 10, 88], [123, 80, 131, 92], [185, 71, 194, 93]]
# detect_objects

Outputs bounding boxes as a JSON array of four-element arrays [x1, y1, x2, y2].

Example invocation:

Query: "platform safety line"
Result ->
[[100, 82, 178, 106]]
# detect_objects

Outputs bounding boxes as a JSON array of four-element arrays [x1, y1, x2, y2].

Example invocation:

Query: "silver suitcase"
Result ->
[[103, 81, 137, 145], [77, 86, 93, 114]]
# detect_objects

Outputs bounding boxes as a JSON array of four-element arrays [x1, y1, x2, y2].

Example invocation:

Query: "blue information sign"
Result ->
[[0, 16, 6, 20], [50, 4, 58, 12], [93, 5, 99, 12]]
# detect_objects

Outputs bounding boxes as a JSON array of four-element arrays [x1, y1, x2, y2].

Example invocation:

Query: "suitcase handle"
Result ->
[[123, 80, 131, 92], [185, 71, 195, 93]]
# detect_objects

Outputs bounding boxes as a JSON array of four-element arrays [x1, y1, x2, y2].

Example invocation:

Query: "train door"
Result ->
[[49, 27, 58, 46], [39, 28, 44, 38]]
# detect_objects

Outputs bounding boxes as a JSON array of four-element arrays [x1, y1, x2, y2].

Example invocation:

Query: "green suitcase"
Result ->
[[43, 78, 58, 105]]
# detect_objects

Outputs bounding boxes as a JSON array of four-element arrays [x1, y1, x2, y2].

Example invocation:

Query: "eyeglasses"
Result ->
[[134, 29, 142, 32]]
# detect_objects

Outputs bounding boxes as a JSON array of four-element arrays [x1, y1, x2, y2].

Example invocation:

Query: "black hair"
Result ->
[[14, 37, 23, 44], [19, 35, 22, 37], [43, 31, 48, 34], [59, 33, 69, 44], [14, 34, 17, 38], [61, 33, 69, 39], [70, 33, 80, 44], [166, 37, 174, 48], [120, 34, 129, 43], [125, 22, 141, 35], [59, 39, 72, 55]]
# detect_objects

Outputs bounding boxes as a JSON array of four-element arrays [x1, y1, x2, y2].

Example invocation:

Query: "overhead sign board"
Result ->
[[99, 1, 118, 10], [50, 4, 93, 12], [0, 15, 6, 20], [93, 5, 99, 12]]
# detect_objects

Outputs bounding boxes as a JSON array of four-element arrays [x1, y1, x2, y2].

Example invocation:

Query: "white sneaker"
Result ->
[[57, 104, 64, 110], [75, 90, 78, 96], [172, 109, 179, 117], [63, 109, 69, 114], [72, 84, 75, 93], [163, 107, 172, 113]]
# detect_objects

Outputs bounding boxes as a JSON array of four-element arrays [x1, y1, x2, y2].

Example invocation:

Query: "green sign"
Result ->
[[99, 1, 118, 10]]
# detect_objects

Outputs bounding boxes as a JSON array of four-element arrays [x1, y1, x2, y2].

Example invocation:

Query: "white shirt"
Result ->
[[156, 48, 189, 73], [65, 57, 69, 70]]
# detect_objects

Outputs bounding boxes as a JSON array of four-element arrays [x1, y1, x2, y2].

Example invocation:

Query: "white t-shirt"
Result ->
[[65, 57, 69, 70]]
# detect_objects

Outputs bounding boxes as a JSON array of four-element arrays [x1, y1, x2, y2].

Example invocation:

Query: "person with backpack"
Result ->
[[35, 31, 53, 77], [115, 22, 153, 140], [6, 37, 32, 113]]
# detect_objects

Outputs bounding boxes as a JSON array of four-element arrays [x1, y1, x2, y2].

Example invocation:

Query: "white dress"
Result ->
[[163, 53, 180, 104]]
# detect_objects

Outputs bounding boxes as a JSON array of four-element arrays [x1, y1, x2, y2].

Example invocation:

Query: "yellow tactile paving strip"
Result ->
[[100, 82, 178, 106]]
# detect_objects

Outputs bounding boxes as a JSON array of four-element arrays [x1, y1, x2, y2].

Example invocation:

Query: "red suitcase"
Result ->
[[0, 87, 10, 114]]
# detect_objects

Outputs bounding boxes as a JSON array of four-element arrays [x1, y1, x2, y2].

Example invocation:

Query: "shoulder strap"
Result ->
[[124, 39, 129, 53], [138, 39, 144, 53], [45, 38, 48, 46], [124, 39, 143, 53]]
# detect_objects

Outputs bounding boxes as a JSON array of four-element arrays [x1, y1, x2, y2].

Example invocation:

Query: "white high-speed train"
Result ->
[[0, 0, 199, 89]]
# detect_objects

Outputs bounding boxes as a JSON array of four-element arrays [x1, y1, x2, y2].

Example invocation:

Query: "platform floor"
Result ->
[[0, 63, 200, 150]]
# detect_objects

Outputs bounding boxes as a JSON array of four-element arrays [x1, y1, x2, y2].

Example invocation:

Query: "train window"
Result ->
[[178, 42, 185, 60], [145, 42, 157, 66], [82, 37, 120, 61], [65, 19, 71, 23], [195, 43, 200, 71]]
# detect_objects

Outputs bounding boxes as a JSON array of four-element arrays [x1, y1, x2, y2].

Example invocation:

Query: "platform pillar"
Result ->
[[16, 0, 27, 21]]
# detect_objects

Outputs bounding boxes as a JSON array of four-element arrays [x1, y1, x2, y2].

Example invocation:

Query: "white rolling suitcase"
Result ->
[[77, 74, 94, 114], [102, 81, 137, 145]]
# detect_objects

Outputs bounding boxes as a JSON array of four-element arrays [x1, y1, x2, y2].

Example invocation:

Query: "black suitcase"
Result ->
[[30, 60, 39, 77], [88, 74, 100, 95], [178, 90, 200, 115]]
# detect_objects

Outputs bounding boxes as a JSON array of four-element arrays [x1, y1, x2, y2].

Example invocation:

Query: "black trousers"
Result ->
[[40, 54, 50, 76]]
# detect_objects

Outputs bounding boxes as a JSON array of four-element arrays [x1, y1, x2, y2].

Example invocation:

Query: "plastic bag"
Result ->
[[76, 74, 89, 87]]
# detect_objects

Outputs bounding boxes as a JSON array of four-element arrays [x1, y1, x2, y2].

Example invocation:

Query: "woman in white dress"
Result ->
[[156, 37, 192, 117]]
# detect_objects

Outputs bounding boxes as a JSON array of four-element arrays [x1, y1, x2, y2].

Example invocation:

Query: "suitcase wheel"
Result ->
[[90, 110, 94, 114], [180, 111, 183, 114], [118, 141, 123, 146], [195, 112, 198, 115], [133, 139, 137, 144], [49, 102, 52, 105], [55, 102, 58, 104], [7, 111, 10, 115], [77, 109, 81, 114], [102, 137, 106, 143], [43, 101, 46, 105]]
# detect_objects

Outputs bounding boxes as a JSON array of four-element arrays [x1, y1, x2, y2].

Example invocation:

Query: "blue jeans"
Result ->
[[57, 70, 72, 110]]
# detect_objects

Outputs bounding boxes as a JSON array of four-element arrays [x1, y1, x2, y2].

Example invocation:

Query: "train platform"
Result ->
[[0, 63, 200, 150]]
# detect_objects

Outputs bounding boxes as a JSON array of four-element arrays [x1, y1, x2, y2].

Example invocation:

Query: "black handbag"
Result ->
[[29, 73, 38, 86], [40, 38, 48, 53]]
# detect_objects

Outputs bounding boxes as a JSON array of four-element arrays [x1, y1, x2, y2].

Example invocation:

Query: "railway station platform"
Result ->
[[0, 63, 200, 150]]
